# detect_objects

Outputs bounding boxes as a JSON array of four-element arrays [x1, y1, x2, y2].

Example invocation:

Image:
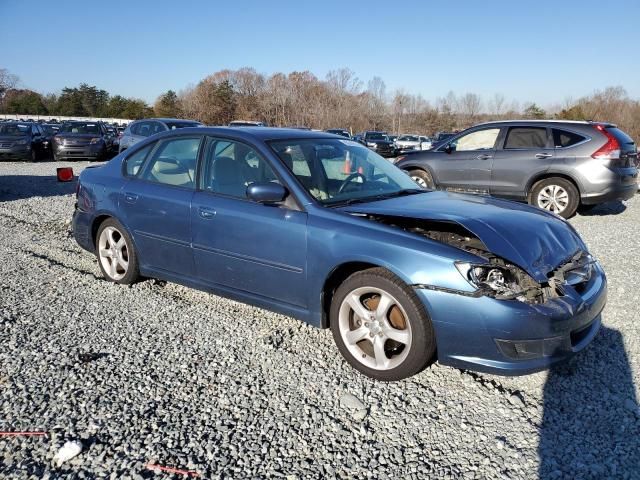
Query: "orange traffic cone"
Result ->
[[342, 152, 352, 174]]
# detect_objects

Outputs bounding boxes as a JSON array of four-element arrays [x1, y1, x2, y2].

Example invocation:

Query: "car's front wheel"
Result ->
[[530, 177, 579, 218], [330, 268, 436, 381], [408, 169, 434, 189], [96, 218, 139, 284]]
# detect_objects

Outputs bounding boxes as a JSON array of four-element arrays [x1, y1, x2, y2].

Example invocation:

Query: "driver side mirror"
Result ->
[[246, 182, 288, 204], [444, 143, 453, 154]]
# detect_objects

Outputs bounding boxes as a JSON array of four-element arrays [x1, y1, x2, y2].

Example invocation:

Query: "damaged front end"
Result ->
[[358, 214, 594, 304]]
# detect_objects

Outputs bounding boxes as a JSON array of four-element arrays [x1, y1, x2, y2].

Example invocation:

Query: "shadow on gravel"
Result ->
[[578, 200, 629, 216], [0, 174, 77, 201], [538, 327, 639, 478]]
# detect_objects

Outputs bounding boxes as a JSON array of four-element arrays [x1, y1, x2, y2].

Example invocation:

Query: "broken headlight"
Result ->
[[455, 262, 539, 302]]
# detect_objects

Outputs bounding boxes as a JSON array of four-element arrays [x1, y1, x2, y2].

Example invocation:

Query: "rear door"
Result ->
[[491, 126, 554, 199], [119, 135, 202, 277], [430, 127, 500, 193]]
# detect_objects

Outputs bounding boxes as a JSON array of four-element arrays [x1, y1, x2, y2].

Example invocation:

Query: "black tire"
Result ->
[[53, 153, 60, 162], [529, 177, 579, 219], [330, 267, 436, 381], [29, 148, 37, 163], [408, 169, 435, 189], [95, 218, 140, 285]]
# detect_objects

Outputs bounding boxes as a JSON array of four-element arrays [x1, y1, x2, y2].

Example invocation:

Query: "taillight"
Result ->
[[591, 124, 621, 160], [57, 167, 74, 182]]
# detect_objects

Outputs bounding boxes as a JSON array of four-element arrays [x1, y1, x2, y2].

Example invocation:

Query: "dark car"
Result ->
[[119, 118, 204, 153], [52, 121, 113, 162], [396, 120, 638, 218], [0, 122, 49, 161], [359, 131, 396, 157], [73, 127, 606, 381], [325, 129, 351, 138]]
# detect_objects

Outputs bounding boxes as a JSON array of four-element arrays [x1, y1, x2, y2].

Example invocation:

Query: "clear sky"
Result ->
[[1, 0, 639, 107]]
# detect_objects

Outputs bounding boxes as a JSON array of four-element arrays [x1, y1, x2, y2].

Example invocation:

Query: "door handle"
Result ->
[[198, 207, 216, 219], [124, 192, 138, 203], [476, 154, 492, 160], [535, 153, 553, 159]]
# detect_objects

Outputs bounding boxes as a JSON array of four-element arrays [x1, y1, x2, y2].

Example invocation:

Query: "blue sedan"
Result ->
[[72, 127, 606, 381]]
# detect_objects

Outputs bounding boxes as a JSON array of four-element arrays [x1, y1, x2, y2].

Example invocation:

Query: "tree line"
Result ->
[[1, 67, 639, 140]]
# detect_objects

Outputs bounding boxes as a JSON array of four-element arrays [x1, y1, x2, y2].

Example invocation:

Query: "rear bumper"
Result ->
[[417, 262, 607, 375], [72, 208, 94, 253], [581, 182, 637, 204]]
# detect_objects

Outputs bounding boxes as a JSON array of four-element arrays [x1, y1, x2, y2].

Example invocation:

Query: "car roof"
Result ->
[[474, 119, 616, 128], [149, 126, 339, 142]]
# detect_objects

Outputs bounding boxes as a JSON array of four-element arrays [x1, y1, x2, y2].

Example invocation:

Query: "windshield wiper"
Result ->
[[327, 189, 425, 207]]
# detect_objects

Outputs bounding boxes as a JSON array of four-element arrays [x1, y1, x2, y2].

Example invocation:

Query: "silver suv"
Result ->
[[118, 118, 203, 153], [395, 120, 638, 218]]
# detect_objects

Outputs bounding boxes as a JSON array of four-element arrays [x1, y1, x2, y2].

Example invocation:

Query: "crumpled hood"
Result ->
[[339, 191, 586, 282]]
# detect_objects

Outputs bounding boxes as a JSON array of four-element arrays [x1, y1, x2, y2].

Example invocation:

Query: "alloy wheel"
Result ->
[[338, 286, 412, 371], [98, 226, 129, 281], [537, 185, 569, 214], [411, 175, 428, 188]]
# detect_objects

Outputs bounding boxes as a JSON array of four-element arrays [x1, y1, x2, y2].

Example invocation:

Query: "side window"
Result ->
[[124, 143, 154, 177], [504, 127, 548, 149], [150, 122, 165, 136], [200, 138, 278, 199], [450, 128, 500, 152], [32, 125, 39, 135], [137, 122, 151, 137], [138, 137, 201, 188], [553, 129, 586, 148]]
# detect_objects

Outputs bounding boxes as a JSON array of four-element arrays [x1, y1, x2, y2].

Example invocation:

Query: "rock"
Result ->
[[53, 441, 82, 467], [340, 393, 365, 411]]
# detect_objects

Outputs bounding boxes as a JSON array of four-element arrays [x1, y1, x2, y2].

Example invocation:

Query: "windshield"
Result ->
[[398, 135, 419, 142], [269, 138, 423, 206], [365, 132, 386, 140], [59, 123, 101, 134], [0, 124, 30, 136]]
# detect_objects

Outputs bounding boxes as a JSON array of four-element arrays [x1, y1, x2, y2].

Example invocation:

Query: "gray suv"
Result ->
[[119, 118, 203, 153], [395, 120, 638, 218]]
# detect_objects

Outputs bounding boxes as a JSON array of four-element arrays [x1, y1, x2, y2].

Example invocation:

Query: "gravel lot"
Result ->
[[1, 160, 639, 480]]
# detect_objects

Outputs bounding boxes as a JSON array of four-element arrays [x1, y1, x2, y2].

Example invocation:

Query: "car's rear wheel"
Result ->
[[530, 177, 579, 219], [408, 169, 434, 189], [29, 148, 37, 162], [96, 218, 139, 284], [330, 268, 436, 381]]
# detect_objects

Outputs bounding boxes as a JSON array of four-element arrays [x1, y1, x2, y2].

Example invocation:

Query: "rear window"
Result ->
[[553, 129, 586, 148], [504, 127, 547, 149], [606, 127, 634, 146]]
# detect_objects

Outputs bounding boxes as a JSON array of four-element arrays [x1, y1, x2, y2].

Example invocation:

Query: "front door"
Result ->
[[191, 136, 308, 307], [430, 127, 500, 193], [119, 135, 202, 277]]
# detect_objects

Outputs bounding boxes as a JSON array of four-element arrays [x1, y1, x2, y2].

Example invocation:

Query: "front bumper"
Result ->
[[0, 145, 30, 160], [417, 262, 607, 375], [55, 143, 105, 160]]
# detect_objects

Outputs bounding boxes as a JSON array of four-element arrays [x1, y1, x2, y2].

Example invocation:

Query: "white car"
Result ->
[[395, 134, 432, 152]]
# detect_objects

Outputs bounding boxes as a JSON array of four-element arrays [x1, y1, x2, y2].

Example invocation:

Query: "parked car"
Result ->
[[119, 118, 203, 152], [42, 123, 61, 136], [359, 131, 396, 157], [0, 122, 49, 161], [396, 120, 638, 218], [73, 127, 606, 381], [52, 121, 115, 162], [229, 120, 267, 127], [325, 129, 351, 138], [395, 134, 432, 152]]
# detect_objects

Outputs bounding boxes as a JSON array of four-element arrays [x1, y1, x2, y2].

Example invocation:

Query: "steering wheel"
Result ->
[[338, 172, 367, 194]]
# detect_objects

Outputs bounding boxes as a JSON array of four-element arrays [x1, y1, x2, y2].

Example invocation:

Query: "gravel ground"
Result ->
[[1, 160, 639, 480]]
